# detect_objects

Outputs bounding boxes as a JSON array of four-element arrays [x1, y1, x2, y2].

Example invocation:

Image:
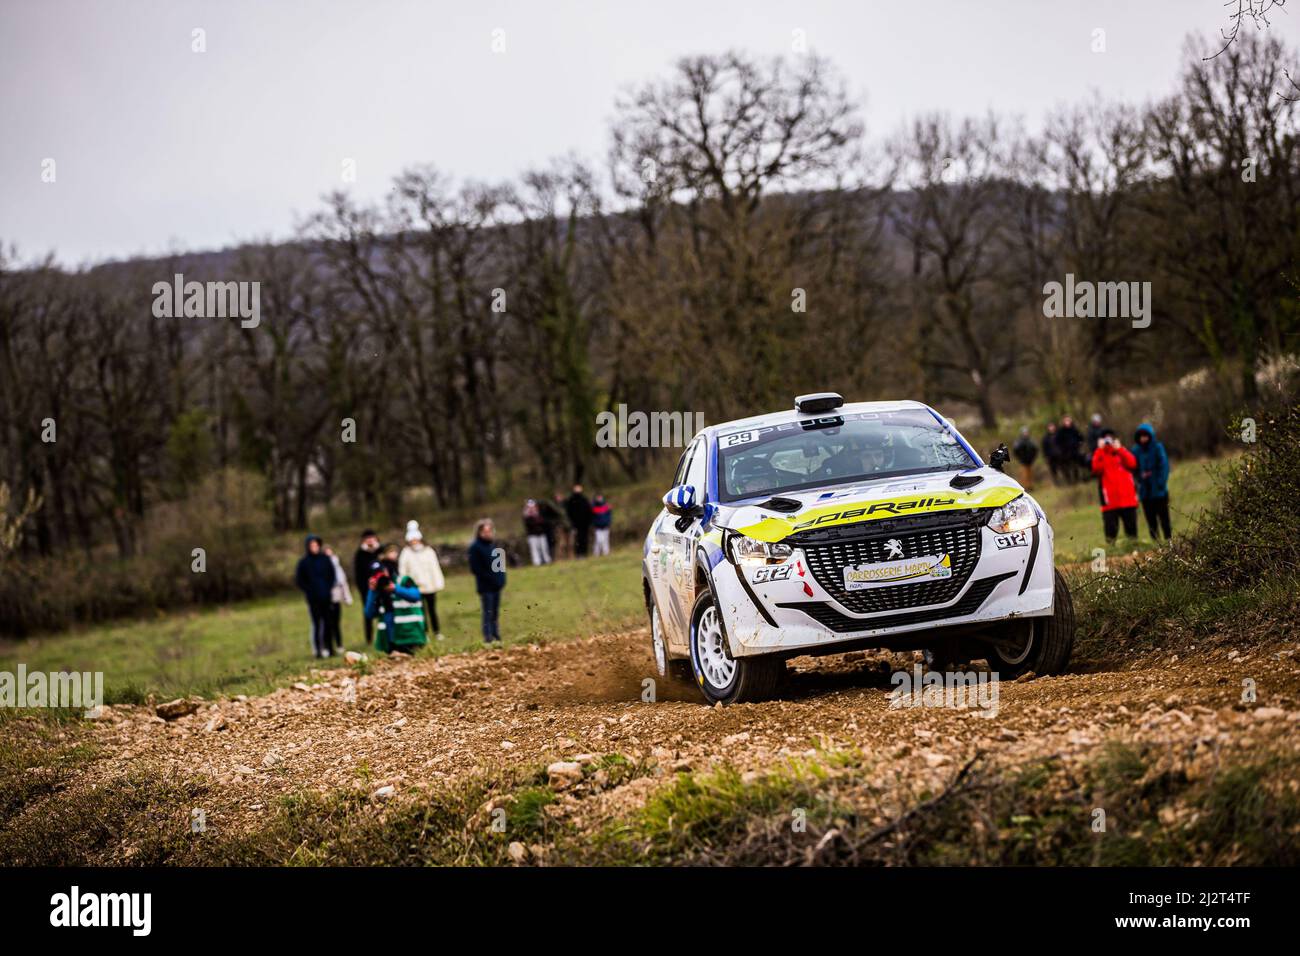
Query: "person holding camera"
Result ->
[[364, 560, 427, 655], [1090, 429, 1139, 542]]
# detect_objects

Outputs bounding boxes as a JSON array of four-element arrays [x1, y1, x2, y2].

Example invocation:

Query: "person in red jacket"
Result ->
[[1091, 428, 1139, 542]]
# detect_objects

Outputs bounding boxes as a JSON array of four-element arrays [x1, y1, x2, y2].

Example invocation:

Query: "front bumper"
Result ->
[[712, 517, 1055, 657]]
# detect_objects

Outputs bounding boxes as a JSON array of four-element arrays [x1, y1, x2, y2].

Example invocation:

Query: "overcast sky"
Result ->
[[2, 0, 1295, 266]]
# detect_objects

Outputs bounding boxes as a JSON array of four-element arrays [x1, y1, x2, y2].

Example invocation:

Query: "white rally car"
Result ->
[[643, 393, 1074, 704]]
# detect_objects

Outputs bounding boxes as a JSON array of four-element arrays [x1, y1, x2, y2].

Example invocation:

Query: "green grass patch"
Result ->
[[585, 743, 1300, 866], [0, 546, 647, 702], [1033, 456, 1221, 564]]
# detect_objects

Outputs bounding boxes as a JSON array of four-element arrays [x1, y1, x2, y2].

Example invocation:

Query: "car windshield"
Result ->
[[717, 409, 977, 502]]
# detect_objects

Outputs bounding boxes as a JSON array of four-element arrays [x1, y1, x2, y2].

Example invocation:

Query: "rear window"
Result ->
[[717, 410, 976, 502]]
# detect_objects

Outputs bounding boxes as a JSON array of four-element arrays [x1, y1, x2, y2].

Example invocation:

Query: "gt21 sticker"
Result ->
[[751, 565, 793, 584], [994, 531, 1028, 549]]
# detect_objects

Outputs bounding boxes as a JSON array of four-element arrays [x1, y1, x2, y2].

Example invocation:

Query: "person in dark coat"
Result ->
[[1086, 413, 1104, 451], [1086, 413, 1107, 505], [1011, 427, 1038, 490], [295, 534, 337, 658], [538, 497, 563, 559], [352, 529, 380, 645], [1041, 422, 1061, 484], [565, 484, 593, 558], [1131, 423, 1172, 540], [467, 519, 506, 644], [1056, 416, 1085, 483]]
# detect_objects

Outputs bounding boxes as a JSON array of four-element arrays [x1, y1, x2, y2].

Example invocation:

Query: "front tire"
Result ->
[[984, 570, 1075, 678], [688, 583, 782, 704]]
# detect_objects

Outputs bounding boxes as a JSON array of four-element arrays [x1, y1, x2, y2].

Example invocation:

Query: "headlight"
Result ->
[[987, 495, 1039, 534], [728, 533, 793, 565]]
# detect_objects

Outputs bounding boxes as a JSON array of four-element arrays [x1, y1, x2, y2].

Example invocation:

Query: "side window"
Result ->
[[671, 444, 693, 487], [685, 438, 709, 500]]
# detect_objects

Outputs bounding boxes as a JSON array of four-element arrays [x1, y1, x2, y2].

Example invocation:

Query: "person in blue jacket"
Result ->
[[1131, 423, 1171, 540], [467, 518, 506, 645], [363, 562, 426, 655], [295, 535, 337, 658]]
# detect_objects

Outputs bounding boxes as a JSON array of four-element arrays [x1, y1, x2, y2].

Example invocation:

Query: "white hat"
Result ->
[[405, 519, 422, 542]]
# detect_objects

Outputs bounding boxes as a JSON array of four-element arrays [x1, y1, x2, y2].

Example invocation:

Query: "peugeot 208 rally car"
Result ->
[[643, 393, 1074, 704]]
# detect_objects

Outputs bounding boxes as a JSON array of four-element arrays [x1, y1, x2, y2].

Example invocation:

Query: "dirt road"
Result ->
[[62, 621, 1300, 859]]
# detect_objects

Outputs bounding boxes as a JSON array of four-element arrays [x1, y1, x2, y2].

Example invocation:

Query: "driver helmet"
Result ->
[[858, 432, 889, 470], [732, 456, 777, 495]]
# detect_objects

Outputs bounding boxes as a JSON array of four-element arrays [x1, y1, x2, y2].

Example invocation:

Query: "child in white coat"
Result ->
[[398, 520, 445, 640]]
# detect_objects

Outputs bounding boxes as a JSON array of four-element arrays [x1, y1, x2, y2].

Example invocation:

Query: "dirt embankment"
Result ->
[[39, 621, 1298, 861]]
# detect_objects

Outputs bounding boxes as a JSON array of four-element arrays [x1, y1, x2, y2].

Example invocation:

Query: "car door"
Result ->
[[649, 437, 704, 650], [649, 442, 694, 645], [666, 436, 709, 647]]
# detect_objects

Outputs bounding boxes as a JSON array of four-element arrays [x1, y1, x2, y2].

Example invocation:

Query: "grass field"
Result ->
[[0, 548, 647, 704], [1028, 456, 1223, 563], [0, 458, 1223, 703]]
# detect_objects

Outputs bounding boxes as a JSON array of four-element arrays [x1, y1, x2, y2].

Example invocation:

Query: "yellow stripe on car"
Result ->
[[736, 485, 1022, 542]]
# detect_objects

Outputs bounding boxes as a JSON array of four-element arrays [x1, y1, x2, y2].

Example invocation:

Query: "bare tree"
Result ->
[[1146, 32, 1300, 400], [890, 114, 1019, 428], [1042, 97, 1149, 396]]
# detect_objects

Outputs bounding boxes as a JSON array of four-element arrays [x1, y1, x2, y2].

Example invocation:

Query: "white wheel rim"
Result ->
[[652, 604, 667, 675], [695, 605, 735, 690], [997, 624, 1034, 666]]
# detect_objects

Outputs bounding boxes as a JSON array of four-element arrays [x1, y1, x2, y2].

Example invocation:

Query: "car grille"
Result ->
[[777, 572, 1015, 633], [790, 511, 983, 615]]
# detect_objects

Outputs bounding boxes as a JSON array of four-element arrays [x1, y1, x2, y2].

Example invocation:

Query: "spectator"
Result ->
[[1011, 427, 1038, 490], [1086, 412, 1105, 452], [1041, 422, 1061, 484], [295, 535, 336, 659], [565, 484, 593, 557], [399, 520, 445, 641], [323, 544, 352, 653], [468, 519, 506, 645], [1131, 423, 1172, 540], [364, 564, 426, 655], [378, 542, 400, 579], [1090, 429, 1139, 542], [522, 499, 551, 565], [591, 494, 613, 556], [548, 492, 571, 560], [1086, 412, 1108, 506], [352, 529, 380, 645], [1056, 416, 1085, 483]]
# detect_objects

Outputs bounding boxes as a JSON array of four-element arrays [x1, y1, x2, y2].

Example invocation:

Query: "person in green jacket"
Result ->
[[364, 567, 427, 654]]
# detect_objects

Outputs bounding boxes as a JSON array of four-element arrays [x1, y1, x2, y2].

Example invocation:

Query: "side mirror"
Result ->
[[663, 484, 699, 517], [989, 443, 1010, 472]]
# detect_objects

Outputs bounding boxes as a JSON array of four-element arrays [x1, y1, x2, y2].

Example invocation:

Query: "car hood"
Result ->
[[712, 469, 1025, 543]]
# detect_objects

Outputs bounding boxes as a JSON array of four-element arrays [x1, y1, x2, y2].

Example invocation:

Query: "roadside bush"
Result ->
[[0, 470, 282, 638], [1171, 403, 1300, 589]]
